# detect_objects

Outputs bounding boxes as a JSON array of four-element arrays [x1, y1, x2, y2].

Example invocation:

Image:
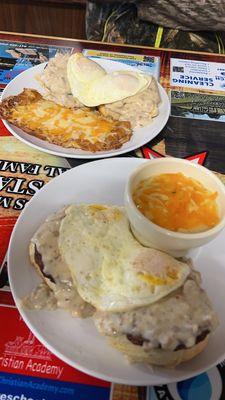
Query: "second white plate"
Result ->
[[8, 158, 225, 386]]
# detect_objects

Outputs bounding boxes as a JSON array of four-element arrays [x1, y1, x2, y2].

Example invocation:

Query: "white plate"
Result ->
[[1, 60, 170, 159], [8, 158, 225, 385]]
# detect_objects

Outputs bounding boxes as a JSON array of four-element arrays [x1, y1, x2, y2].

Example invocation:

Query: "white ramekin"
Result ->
[[124, 158, 225, 257]]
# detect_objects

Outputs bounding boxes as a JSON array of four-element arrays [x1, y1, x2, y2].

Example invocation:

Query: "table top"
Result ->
[[0, 31, 225, 400]]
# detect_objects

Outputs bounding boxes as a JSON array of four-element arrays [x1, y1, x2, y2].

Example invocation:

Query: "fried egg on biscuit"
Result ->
[[58, 204, 190, 312]]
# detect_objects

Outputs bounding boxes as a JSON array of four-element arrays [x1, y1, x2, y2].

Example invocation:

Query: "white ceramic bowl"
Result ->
[[125, 158, 225, 257]]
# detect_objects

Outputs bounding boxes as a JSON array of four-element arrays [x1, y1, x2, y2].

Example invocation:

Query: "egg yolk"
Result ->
[[138, 267, 179, 286], [133, 172, 220, 232]]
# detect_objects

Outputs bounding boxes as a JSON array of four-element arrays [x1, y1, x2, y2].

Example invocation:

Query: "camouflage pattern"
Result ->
[[138, 0, 225, 31], [86, 2, 225, 53]]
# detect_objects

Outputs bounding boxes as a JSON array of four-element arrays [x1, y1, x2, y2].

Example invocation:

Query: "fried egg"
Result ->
[[67, 53, 152, 107], [59, 204, 190, 312]]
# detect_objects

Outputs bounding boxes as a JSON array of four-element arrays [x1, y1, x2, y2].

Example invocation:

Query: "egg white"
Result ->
[[84, 71, 152, 107], [58, 204, 190, 312]]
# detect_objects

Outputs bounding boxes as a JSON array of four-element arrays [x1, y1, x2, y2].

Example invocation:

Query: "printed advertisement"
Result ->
[[170, 58, 225, 92], [83, 49, 161, 79], [170, 90, 225, 122], [0, 308, 110, 400], [0, 41, 73, 85]]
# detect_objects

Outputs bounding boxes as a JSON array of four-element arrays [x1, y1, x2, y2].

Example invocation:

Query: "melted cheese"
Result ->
[[133, 172, 220, 232], [12, 100, 116, 144]]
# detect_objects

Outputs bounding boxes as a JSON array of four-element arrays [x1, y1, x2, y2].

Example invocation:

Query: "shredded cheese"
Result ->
[[133, 172, 220, 232]]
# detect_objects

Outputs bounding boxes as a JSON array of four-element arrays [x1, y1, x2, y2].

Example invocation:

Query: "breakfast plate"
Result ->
[[8, 158, 225, 385], [1, 59, 170, 159]]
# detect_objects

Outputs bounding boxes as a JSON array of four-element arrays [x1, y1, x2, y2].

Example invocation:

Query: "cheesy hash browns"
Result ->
[[0, 89, 132, 152]]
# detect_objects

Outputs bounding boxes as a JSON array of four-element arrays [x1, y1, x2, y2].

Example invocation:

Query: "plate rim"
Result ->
[[7, 157, 224, 386], [1, 60, 170, 159]]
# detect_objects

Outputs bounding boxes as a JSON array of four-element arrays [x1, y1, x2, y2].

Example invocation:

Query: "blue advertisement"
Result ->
[[0, 42, 72, 85], [0, 372, 110, 400], [149, 364, 225, 400]]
